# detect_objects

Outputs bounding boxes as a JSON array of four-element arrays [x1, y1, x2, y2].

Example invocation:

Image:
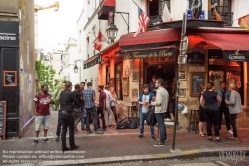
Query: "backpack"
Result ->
[[146, 106, 157, 126], [128, 117, 138, 129], [116, 117, 129, 129]]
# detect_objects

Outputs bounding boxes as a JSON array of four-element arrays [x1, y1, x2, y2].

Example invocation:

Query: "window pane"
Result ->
[[224, 7, 228, 12], [224, 0, 229, 6], [220, 0, 224, 6], [219, 7, 223, 12]]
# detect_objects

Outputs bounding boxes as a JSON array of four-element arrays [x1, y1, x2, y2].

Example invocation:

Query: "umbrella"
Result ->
[[238, 14, 249, 30]]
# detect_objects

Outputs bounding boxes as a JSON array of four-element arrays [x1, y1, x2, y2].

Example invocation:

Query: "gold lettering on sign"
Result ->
[[159, 50, 173, 57], [123, 49, 174, 59], [123, 52, 132, 59]]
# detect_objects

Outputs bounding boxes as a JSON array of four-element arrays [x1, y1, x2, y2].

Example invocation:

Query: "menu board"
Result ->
[[187, 52, 205, 64], [4, 71, 17, 86], [190, 72, 206, 97], [0, 101, 6, 140]]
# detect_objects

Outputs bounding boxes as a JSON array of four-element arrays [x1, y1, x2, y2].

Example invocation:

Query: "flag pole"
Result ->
[[131, 0, 139, 7]]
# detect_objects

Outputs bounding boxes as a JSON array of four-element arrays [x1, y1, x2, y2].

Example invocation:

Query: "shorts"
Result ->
[[35, 115, 50, 131]]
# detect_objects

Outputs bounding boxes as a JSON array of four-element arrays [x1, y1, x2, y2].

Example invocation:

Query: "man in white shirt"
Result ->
[[104, 85, 112, 127]]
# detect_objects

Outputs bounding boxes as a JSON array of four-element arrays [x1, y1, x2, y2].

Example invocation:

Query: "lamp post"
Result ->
[[106, 12, 129, 40]]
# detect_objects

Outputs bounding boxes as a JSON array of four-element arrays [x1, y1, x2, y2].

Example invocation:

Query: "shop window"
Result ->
[[208, 50, 244, 104], [115, 63, 123, 100]]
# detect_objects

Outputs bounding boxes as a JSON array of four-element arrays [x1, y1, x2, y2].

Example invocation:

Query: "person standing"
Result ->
[[59, 81, 79, 152], [151, 79, 169, 146], [110, 87, 118, 124], [149, 76, 157, 95], [32, 84, 54, 145], [80, 82, 86, 130], [104, 85, 112, 127], [83, 82, 104, 134], [200, 82, 221, 142], [217, 82, 233, 134], [198, 85, 207, 136], [137, 84, 155, 140], [55, 81, 66, 142], [225, 83, 242, 140], [72, 84, 83, 132], [97, 85, 107, 131]]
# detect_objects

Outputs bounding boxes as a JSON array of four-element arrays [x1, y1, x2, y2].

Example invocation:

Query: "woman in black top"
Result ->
[[198, 85, 206, 136], [200, 82, 221, 141]]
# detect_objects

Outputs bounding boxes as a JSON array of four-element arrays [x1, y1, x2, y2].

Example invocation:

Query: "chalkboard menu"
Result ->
[[0, 101, 6, 140], [190, 72, 206, 97], [187, 52, 205, 64], [3, 71, 17, 86]]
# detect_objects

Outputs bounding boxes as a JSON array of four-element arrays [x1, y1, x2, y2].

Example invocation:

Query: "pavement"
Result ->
[[0, 110, 249, 166]]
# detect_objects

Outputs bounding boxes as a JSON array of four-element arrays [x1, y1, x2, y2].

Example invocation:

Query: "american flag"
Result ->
[[133, 7, 150, 38]]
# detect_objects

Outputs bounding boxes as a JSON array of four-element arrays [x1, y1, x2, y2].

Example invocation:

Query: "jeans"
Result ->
[[111, 106, 118, 123], [56, 110, 62, 137], [155, 113, 166, 144], [81, 106, 85, 129], [219, 107, 231, 131], [106, 106, 112, 126], [85, 106, 98, 132], [230, 114, 238, 138], [204, 109, 219, 137], [97, 107, 106, 129], [61, 111, 76, 150], [139, 112, 154, 136]]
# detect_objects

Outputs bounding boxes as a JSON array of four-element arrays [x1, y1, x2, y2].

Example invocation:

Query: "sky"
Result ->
[[35, 0, 83, 54]]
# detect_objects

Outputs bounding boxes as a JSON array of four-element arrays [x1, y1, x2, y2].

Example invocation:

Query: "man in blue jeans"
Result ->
[[137, 84, 155, 140], [151, 78, 169, 147], [55, 81, 66, 142]]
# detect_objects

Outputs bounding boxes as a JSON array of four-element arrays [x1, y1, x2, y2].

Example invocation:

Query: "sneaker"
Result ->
[[32, 139, 38, 145], [55, 136, 60, 142], [43, 138, 51, 143], [158, 138, 168, 142], [151, 136, 155, 140], [153, 142, 165, 147], [164, 118, 171, 122], [95, 130, 104, 134], [87, 130, 94, 134], [227, 130, 233, 135], [137, 135, 143, 139], [228, 137, 238, 140]]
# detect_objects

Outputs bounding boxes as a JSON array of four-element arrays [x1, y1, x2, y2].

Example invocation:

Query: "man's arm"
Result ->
[[33, 95, 40, 116], [92, 90, 96, 101], [70, 92, 79, 106], [151, 91, 163, 106], [226, 92, 236, 106], [56, 91, 61, 101]]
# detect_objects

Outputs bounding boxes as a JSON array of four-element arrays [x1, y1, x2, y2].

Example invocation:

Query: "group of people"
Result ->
[[199, 82, 242, 141], [32, 81, 119, 152]]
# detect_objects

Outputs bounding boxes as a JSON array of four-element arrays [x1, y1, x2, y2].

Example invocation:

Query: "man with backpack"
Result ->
[[32, 84, 54, 145]]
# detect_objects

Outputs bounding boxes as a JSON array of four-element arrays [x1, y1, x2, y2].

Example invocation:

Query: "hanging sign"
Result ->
[[223, 50, 249, 61]]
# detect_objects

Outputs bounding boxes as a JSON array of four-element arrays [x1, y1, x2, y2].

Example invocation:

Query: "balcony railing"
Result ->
[[147, 15, 163, 30], [208, 12, 233, 26]]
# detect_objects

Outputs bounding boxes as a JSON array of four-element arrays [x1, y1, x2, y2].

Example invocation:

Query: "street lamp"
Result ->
[[73, 59, 84, 73], [106, 23, 119, 40]]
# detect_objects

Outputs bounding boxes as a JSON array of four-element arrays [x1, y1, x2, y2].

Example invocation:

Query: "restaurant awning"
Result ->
[[98, 0, 115, 20], [119, 28, 180, 51], [193, 32, 249, 61]]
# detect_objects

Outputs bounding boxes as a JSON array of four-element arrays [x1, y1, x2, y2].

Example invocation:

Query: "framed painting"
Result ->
[[122, 77, 129, 96]]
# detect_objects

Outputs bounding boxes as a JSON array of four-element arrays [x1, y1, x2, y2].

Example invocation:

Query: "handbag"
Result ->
[[146, 106, 157, 126]]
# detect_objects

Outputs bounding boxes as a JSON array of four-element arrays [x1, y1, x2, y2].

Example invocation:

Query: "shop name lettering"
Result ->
[[228, 51, 245, 60], [0, 33, 16, 41], [123, 50, 172, 59]]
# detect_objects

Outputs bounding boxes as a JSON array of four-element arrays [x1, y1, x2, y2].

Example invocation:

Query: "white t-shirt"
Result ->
[[104, 89, 111, 108], [142, 94, 149, 113]]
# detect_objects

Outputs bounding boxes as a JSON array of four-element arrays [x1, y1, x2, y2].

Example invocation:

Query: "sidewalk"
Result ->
[[1, 110, 249, 166]]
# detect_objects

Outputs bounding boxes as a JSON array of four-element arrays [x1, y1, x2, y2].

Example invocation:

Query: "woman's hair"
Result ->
[[206, 82, 214, 91], [143, 84, 149, 89], [229, 83, 237, 90], [110, 87, 117, 98]]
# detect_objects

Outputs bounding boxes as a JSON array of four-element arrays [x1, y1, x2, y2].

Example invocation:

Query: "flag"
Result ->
[[92, 30, 109, 51], [133, 7, 150, 38], [162, 1, 173, 22], [238, 14, 249, 30]]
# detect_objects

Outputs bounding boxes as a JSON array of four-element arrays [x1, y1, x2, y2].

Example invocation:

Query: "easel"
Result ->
[[0, 101, 6, 140]]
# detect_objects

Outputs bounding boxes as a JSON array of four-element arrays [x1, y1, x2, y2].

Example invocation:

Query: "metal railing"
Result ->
[[208, 12, 233, 26]]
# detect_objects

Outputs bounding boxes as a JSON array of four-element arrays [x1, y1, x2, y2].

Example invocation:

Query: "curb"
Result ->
[[35, 147, 249, 166]]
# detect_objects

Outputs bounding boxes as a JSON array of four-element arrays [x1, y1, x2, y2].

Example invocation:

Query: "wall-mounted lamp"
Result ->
[[73, 59, 84, 73]]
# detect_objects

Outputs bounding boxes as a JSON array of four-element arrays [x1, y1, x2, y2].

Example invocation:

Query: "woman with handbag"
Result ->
[[137, 84, 155, 140], [110, 87, 118, 124]]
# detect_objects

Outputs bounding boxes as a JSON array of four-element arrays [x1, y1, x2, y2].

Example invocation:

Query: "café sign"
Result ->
[[223, 50, 249, 61], [122, 48, 175, 59]]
